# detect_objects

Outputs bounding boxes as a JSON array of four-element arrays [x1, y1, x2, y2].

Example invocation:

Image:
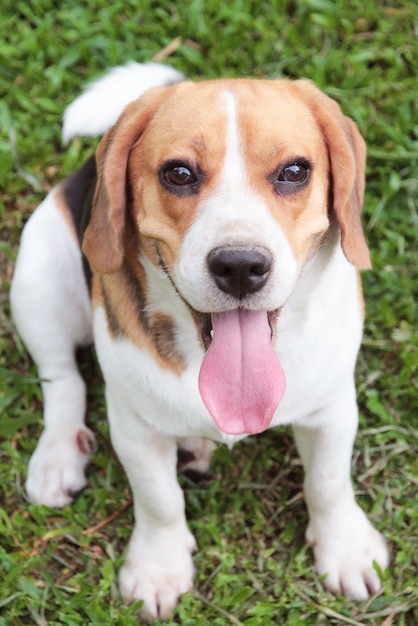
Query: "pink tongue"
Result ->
[[198, 310, 286, 435]]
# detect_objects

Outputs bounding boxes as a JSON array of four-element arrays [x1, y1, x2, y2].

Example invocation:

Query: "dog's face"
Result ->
[[134, 81, 331, 315], [83, 78, 370, 435], [84, 78, 369, 296]]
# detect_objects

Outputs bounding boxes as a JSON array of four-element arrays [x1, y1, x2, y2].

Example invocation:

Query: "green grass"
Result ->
[[0, 0, 417, 624]]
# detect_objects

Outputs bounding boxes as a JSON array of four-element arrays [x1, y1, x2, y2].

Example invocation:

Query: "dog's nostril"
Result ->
[[207, 246, 272, 299], [251, 263, 268, 276]]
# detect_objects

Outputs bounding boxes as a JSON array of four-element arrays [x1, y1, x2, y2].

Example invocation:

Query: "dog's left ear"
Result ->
[[294, 80, 371, 269], [83, 87, 168, 274]]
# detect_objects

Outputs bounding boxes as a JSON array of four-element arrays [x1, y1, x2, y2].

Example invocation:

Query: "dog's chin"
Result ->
[[197, 308, 280, 351]]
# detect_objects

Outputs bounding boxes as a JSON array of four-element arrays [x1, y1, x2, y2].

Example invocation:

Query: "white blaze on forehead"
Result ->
[[175, 85, 299, 313], [219, 89, 247, 190]]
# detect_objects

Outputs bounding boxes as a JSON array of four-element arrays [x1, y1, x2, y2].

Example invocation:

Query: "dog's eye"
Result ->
[[279, 163, 309, 183], [159, 160, 202, 196], [270, 159, 311, 194], [164, 164, 197, 186], [161, 163, 197, 187]]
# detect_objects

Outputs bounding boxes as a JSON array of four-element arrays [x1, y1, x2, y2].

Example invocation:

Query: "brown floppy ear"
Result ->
[[83, 87, 168, 274], [293, 80, 371, 269]]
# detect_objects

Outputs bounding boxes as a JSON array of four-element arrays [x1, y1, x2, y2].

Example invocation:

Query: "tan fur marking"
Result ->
[[91, 218, 186, 374], [148, 312, 186, 370], [95, 270, 186, 374]]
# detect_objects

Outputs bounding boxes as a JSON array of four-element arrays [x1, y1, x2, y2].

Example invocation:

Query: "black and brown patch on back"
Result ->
[[55, 156, 97, 289], [62, 155, 97, 245]]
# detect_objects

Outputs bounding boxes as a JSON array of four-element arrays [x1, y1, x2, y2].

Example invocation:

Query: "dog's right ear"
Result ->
[[83, 87, 168, 274]]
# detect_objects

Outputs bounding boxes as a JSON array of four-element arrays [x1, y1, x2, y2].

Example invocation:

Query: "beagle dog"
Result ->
[[11, 62, 388, 621]]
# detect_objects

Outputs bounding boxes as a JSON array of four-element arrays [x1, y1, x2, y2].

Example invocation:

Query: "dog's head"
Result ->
[[83, 78, 369, 435]]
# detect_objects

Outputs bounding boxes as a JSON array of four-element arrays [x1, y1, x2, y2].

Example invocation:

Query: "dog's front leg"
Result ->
[[106, 396, 196, 621], [293, 385, 388, 600]]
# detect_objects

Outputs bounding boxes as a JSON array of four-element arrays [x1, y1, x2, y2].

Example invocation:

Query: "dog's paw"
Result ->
[[177, 436, 216, 474], [119, 527, 196, 621], [26, 426, 95, 507], [307, 503, 389, 600]]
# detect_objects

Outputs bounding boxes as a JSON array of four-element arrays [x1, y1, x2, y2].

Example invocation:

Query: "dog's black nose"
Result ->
[[207, 246, 272, 299]]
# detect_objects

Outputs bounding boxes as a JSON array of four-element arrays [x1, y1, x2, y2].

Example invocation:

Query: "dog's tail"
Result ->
[[62, 62, 184, 144]]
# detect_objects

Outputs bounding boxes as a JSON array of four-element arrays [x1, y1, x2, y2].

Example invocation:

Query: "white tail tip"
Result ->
[[62, 62, 184, 143]]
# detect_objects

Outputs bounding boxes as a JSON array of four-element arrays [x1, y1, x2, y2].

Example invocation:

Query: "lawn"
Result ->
[[0, 0, 417, 624]]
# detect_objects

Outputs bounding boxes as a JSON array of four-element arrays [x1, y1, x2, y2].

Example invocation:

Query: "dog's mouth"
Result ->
[[155, 245, 286, 436], [200, 313, 214, 350], [197, 308, 286, 436], [199, 309, 278, 349]]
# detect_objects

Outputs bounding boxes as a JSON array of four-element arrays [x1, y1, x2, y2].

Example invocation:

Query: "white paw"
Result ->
[[307, 503, 389, 600], [26, 426, 95, 507], [119, 527, 196, 621], [177, 436, 216, 473]]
